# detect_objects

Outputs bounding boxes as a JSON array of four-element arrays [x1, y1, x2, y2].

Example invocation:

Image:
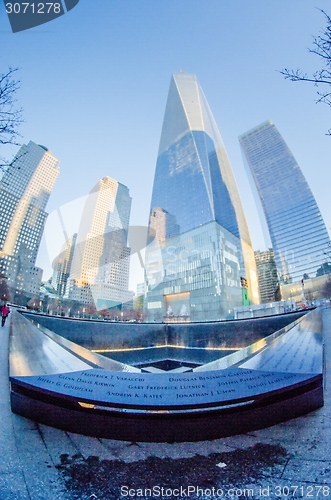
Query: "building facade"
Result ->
[[254, 249, 279, 303], [65, 176, 133, 309], [239, 120, 330, 284], [51, 233, 77, 296], [0, 141, 59, 300], [145, 73, 259, 321]]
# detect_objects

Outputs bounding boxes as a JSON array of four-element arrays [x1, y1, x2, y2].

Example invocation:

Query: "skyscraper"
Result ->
[[254, 249, 279, 303], [0, 141, 59, 299], [51, 233, 77, 296], [145, 73, 259, 321], [66, 176, 133, 309], [239, 120, 330, 283]]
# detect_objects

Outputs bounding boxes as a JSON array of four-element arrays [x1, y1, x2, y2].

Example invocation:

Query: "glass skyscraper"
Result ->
[[0, 141, 59, 298], [145, 73, 259, 321], [51, 233, 77, 296], [239, 120, 330, 283], [254, 249, 279, 303]]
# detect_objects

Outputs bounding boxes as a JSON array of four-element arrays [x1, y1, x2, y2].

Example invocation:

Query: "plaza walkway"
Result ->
[[0, 307, 330, 499]]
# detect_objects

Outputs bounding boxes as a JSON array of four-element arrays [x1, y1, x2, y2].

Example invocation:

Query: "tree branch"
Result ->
[[279, 9, 331, 135], [0, 67, 24, 171]]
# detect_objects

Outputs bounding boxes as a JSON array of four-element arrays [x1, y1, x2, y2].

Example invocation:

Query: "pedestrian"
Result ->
[[1, 303, 10, 327]]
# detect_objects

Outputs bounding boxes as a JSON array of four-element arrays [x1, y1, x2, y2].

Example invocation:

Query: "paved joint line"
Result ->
[[65, 431, 85, 459], [279, 457, 291, 480]]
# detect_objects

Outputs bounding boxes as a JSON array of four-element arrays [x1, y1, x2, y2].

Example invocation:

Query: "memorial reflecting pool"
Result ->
[[9, 308, 324, 442]]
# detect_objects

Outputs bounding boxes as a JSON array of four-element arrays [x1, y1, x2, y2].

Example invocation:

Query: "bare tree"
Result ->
[[98, 307, 112, 320], [0, 67, 23, 170], [280, 9, 331, 134], [0, 273, 10, 302], [85, 303, 97, 318]]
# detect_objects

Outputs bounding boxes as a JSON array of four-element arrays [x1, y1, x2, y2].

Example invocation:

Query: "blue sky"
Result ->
[[1, 0, 330, 290]]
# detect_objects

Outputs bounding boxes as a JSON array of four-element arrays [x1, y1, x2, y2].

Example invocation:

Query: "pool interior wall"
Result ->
[[21, 310, 308, 353]]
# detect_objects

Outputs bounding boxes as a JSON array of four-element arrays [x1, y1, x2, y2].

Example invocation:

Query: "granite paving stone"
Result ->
[[65, 432, 119, 461], [282, 459, 331, 485], [0, 472, 30, 500]]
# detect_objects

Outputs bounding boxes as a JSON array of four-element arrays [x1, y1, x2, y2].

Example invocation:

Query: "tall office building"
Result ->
[[51, 233, 77, 296], [254, 249, 279, 303], [0, 141, 59, 299], [145, 73, 259, 321], [239, 120, 330, 283], [65, 176, 133, 309]]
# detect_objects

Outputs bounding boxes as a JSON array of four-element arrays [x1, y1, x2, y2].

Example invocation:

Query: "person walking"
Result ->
[[1, 303, 10, 327]]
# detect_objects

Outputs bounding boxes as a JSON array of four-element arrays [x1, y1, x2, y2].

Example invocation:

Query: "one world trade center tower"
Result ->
[[145, 73, 259, 321]]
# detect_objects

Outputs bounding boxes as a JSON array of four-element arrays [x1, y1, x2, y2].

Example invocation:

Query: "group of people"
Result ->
[[0, 303, 10, 327]]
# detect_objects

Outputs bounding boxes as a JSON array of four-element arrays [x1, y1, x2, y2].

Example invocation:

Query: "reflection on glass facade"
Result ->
[[149, 207, 180, 243], [145, 73, 259, 321], [145, 221, 244, 321], [239, 120, 330, 283]]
